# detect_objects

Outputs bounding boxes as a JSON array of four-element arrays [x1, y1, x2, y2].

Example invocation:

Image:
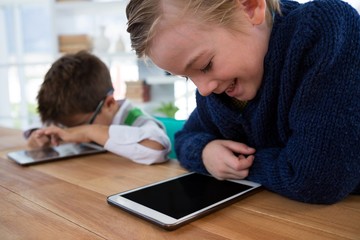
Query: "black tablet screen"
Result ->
[[122, 173, 252, 219]]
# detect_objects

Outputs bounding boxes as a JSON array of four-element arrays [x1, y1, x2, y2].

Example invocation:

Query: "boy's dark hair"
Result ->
[[37, 51, 113, 124]]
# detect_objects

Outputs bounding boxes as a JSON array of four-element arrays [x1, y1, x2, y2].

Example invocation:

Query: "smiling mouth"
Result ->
[[225, 79, 237, 94]]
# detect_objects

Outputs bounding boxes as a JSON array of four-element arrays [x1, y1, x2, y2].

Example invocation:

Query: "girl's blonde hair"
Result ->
[[126, 0, 281, 58]]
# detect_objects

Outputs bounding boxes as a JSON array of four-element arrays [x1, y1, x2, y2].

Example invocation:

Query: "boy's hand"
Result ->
[[202, 140, 255, 180], [27, 129, 51, 149]]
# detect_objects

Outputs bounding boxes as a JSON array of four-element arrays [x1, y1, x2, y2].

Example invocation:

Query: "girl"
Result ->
[[125, 0, 360, 203]]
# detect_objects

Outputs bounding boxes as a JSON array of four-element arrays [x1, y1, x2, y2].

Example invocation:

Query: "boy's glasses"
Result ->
[[87, 98, 106, 124], [87, 89, 114, 125]]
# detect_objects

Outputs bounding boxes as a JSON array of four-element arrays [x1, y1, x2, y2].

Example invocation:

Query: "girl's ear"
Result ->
[[238, 0, 266, 25]]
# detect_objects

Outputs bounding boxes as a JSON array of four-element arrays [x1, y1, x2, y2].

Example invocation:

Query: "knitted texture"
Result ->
[[175, 0, 360, 204]]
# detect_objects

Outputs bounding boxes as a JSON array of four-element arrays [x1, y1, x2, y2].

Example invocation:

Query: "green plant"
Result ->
[[154, 102, 179, 118]]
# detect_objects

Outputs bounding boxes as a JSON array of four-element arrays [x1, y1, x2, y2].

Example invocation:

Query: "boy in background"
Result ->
[[25, 51, 171, 165]]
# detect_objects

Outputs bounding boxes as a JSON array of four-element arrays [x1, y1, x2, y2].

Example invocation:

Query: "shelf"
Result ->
[[146, 76, 182, 85], [95, 52, 137, 60]]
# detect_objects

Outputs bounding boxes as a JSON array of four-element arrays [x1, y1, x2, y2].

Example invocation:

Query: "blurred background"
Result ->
[[0, 0, 197, 130], [0, 0, 358, 130]]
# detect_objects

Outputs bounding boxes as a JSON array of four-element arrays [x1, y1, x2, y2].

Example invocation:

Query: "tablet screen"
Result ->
[[7, 143, 106, 165], [122, 173, 252, 219], [108, 172, 262, 230]]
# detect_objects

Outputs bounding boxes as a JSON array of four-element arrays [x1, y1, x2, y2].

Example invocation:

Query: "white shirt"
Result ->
[[104, 100, 171, 165]]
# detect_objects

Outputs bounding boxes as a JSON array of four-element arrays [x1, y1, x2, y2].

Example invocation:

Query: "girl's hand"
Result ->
[[202, 140, 256, 180]]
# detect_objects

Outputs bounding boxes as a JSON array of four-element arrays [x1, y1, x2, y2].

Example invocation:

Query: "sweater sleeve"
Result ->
[[175, 92, 244, 173], [175, 107, 217, 174]]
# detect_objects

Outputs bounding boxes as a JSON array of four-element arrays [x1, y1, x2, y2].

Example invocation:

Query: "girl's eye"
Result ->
[[200, 61, 213, 73]]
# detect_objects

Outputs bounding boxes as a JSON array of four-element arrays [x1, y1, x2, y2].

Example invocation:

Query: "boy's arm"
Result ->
[[104, 121, 171, 164], [138, 138, 165, 150], [41, 122, 171, 165], [40, 125, 108, 146], [42, 124, 164, 150], [101, 101, 171, 164]]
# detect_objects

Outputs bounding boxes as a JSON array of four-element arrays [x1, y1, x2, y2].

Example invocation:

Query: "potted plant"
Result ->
[[153, 101, 179, 118], [153, 102, 185, 159]]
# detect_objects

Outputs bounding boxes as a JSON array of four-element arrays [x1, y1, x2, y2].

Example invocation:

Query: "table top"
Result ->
[[0, 127, 359, 240]]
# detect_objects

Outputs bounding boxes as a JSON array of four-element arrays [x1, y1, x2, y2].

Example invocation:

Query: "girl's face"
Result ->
[[149, 7, 271, 101]]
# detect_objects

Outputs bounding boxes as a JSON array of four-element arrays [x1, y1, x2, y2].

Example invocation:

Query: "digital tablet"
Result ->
[[107, 172, 262, 230], [7, 142, 106, 166]]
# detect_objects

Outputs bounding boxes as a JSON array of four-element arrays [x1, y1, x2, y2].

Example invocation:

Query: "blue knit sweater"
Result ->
[[175, 0, 360, 204]]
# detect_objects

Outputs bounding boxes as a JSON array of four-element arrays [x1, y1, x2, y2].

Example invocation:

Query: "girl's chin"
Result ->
[[232, 91, 256, 102], [225, 87, 246, 100], [233, 96, 246, 101]]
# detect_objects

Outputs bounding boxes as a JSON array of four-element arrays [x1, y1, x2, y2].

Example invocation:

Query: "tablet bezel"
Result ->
[[107, 172, 262, 230], [7, 142, 106, 166]]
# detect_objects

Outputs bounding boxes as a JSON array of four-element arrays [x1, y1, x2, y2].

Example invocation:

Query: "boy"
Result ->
[[26, 51, 171, 165]]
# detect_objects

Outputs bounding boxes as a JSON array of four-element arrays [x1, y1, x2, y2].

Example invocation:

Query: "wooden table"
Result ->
[[0, 127, 359, 240]]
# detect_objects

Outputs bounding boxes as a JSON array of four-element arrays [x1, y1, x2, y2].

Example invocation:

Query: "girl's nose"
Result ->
[[192, 78, 219, 96]]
